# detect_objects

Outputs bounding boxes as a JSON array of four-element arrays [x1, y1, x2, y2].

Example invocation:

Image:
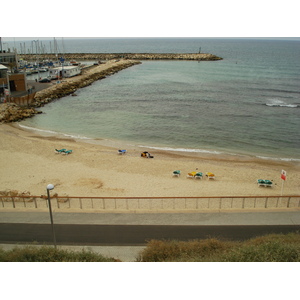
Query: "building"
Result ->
[[0, 50, 19, 71], [49, 65, 81, 79], [0, 64, 9, 96]]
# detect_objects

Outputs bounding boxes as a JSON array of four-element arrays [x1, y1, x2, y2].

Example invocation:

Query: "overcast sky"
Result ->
[[2, 0, 299, 39]]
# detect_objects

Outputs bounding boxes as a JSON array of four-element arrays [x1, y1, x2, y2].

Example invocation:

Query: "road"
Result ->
[[1, 223, 299, 246]]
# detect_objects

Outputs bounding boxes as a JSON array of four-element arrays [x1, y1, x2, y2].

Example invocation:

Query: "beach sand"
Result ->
[[0, 123, 299, 199]]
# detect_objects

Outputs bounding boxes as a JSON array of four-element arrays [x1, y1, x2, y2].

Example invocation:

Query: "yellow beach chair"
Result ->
[[187, 171, 197, 178], [206, 172, 215, 179]]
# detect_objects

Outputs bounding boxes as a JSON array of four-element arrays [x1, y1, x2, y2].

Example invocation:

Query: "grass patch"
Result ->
[[138, 232, 300, 262]]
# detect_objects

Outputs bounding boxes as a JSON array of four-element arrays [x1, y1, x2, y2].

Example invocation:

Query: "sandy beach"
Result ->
[[0, 123, 299, 199]]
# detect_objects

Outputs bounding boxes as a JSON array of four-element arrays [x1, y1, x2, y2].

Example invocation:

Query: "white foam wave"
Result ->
[[138, 145, 223, 155], [141, 145, 300, 162], [256, 156, 300, 162], [266, 99, 298, 108], [18, 124, 92, 140]]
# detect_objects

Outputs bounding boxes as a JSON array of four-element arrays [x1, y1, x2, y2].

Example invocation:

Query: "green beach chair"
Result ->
[[173, 170, 181, 177], [195, 172, 203, 179], [55, 148, 66, 154], [62, 150, 73, 155]]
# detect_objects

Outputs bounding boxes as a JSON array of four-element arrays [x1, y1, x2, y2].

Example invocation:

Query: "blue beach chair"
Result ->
[[118, 150, 127, 155]]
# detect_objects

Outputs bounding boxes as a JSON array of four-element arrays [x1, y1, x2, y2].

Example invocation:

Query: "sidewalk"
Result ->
[[1, 210, 300, 225]]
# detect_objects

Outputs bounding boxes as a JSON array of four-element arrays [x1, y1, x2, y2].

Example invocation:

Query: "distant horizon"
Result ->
[[2, 37, 300, 42]]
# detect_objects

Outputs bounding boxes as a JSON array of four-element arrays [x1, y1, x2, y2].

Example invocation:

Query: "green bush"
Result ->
[[222, 241, 299, 262], [0, 246, 116, 262], [138, 238, 235, 262], [138, 232, 300, 262]]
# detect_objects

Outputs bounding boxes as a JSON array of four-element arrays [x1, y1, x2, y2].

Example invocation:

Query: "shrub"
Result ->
[[222, 241, 300, 262], [138, 233, 300, 262], [138, 238, 234, 262], [0, 246, 116, 262]]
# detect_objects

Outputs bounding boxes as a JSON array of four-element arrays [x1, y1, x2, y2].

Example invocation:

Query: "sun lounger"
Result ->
[[187, 171, 197, 178], [173, 170, 181, 177], [257, 179, 265, 187], [257, 179, 273, 187], [264, 180, 273, 187], [55, 148, 66, 154], [118, 150, 127, 155], [62, 150, 72, 155], [195, 172, 203, 179], [206, 172, 215, 179]]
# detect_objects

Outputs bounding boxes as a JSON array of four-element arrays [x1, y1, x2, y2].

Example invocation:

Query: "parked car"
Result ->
[[39, 77, 51, 83]]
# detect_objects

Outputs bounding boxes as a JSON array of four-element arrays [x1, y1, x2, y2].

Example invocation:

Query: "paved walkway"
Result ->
[[1, 210, 299, 261], [1, 210, 300, 225]]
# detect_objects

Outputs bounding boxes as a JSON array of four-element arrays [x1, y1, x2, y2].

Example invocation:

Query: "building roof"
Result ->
[[0, 64, 8, 70], [51, 66, 80, 70]]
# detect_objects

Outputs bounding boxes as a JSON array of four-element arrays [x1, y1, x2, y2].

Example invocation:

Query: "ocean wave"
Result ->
[[141, 145, 300, 162], [265, 99, 298, 108], [18, 124, 92, 140], [256, 156, 300, 162], [138, 145, 223, 155]]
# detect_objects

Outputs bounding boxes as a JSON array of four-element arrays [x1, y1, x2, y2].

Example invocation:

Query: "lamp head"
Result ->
[[47, 184, 54, 190]]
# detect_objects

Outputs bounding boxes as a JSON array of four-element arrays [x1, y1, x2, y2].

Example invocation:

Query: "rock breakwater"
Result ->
[[0, 103, 42, 123], [21, 53, 222, 61], [33, 59, 140, 105]]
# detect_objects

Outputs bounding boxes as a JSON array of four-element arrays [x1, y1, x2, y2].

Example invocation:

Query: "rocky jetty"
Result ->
[[32, 59, 140, 106], [0, 103, 42, 123], [21, 53, 222, 61]]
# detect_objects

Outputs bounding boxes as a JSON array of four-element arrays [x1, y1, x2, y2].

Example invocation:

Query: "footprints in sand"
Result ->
[[76, 178, 103, 189]]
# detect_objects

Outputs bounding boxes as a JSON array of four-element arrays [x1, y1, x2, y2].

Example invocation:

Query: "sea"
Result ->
[[18, 38, 300, 162]]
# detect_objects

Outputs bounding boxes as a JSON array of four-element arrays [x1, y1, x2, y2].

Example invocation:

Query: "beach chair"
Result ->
[[206, 172, 215, 179], [257, 179, 273, 187], [173, 170, 181, 177], [195, 172, 203, 179], [62, 150, 73, 155], [118, 150, 126, 155], [55, 148, 66, 154], [257, 179, 265, 187], [264, 180, 273, 187], [187, 171, 197, 178]]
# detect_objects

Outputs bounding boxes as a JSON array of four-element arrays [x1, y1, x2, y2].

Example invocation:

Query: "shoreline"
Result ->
[[17, 123, 300, 165], [1, 123, 299, 199]]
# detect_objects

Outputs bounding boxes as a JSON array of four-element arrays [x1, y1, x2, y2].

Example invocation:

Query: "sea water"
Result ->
[[19, 38, 300, 161]]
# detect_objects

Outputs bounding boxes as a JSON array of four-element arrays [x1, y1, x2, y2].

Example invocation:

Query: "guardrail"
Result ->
[[1, 195, 300, 211]]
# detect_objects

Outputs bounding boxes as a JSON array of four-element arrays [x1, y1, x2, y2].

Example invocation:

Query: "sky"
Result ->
[[2, 0, 299, 40]]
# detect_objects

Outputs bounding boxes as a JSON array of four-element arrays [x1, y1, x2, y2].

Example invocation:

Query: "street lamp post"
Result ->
[[46, 184, 57, 249]]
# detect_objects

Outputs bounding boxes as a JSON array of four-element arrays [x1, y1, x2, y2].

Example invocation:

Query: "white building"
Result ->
[[49, 65, 81, 78]]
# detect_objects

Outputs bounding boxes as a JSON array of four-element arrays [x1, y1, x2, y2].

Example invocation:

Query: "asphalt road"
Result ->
[[1, 223, 299, 246]]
